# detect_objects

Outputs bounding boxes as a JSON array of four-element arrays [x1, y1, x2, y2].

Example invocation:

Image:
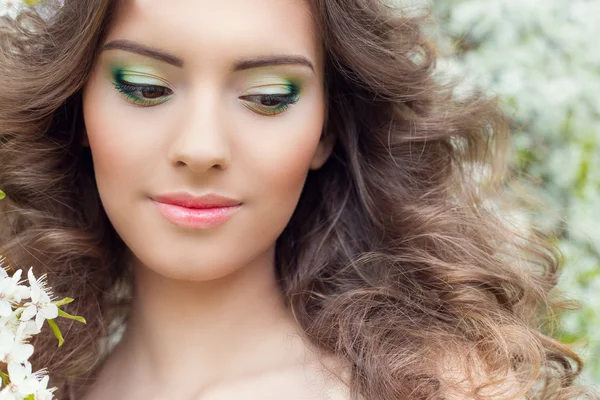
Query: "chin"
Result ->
[[131, 249, 257, 282]]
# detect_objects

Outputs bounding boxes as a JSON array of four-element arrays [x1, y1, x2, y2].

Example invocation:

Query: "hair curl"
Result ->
[[0, 1, 595, 399]]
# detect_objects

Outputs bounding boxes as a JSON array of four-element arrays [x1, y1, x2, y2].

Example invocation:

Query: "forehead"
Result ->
[[106, 0, 322, 69]]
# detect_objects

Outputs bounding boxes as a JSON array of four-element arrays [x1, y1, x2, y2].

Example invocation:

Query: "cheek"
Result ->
[[240, 106, 324, 201], [235, 109, 325, 247], [80, 70, 167, 251], [255, 134, 318, 188], [82, 71, 125, 171], [81, 71, 157, 194]]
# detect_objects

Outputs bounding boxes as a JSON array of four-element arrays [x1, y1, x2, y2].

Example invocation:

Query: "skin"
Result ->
[[80, 0, 346, 398]]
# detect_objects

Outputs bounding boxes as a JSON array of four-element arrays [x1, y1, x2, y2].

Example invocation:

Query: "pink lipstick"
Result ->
[[151, 193, 242, 229]]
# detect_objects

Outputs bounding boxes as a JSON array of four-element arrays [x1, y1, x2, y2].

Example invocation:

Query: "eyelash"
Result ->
[[112, 81, 173, 107], [111, 80, 300, 116], [238, 93, 299, 116]]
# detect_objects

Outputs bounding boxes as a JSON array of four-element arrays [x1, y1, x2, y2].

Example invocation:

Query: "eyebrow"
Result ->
[[103, 40, 184, 67], [234, 56, 314, 72], [101, 39, 315, 72]]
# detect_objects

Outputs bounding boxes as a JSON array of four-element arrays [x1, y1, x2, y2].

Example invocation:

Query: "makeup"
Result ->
[[239, 80, 300, 116], [109, 64, 173, 107], [107, 61, 304, 116], [152, 201, 241, 229]]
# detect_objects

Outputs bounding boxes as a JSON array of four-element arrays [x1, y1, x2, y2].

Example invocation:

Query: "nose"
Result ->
[[167, 92, 231, 173]]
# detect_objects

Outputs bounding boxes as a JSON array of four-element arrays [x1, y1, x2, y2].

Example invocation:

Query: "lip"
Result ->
[[153, 193, 242, 208], [151, 193, 242, 229]]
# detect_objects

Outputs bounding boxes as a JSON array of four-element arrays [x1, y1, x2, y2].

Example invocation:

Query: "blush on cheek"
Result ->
[[82, 74, 156, 185], [270, 133, 323, 195], [82, 115, 130, 211]]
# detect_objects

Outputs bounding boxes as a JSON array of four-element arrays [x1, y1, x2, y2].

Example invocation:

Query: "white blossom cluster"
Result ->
[[0, 0, 63, 22], [0, 0, 24, 20], [0, 263, 59, 399], [0, 257, 85, 400], [420, 0, 600, 384]]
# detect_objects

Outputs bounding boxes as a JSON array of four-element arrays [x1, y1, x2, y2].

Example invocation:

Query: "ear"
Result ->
[[309, 131, 335, 170]]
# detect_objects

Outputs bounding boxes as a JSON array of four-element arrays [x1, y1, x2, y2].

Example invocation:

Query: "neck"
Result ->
[[101, 246, 312, 398]]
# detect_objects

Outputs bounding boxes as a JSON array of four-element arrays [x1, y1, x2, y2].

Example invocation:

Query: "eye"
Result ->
[[239, 92, 300, 116], [112, 81, 174, 107]]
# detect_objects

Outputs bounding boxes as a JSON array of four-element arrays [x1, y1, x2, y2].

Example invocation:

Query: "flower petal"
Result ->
[[17, 376, 39, 396], [35, 312, 45, 330], [0, 301, 12, 318], [22, 320, 40, 336], [30, 286, 40, 305], [37, 374, 49, 391], [12, 285, 31, 302], [41, 304, 58, 320], [12, 343, 34, 364], [0, 330, 15, 354], [0, 387, 16, 400], [10, 270, 22, 283], [27, 268, 36, 288], [27, 268, 41, 303], [19, 305, 37, 322], [8, 361, 26, 384]]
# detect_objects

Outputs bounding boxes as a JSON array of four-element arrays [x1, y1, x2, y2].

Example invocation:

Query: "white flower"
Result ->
[[0, 310, 40, 339], [19, 269, 58, 331], [33, 0, 63, 22], [0, 0, 27, 20], [34, 373, 56, 400], [0, 361, 40, 398], [0, 388, 18, 400], [0, 322, 34, 365], [0, 269, 31, 318], [0, 311, 22, 336], [0, 363, 55, 400]]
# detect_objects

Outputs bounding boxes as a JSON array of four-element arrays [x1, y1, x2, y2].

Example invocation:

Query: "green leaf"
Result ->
[[57, 308, 87, 324], [24, 395, 35, 400], [0, 190, 5, 200], [53, 297, 75, 307], [0, 370, 9, 386], [47, 319, 64, 347]]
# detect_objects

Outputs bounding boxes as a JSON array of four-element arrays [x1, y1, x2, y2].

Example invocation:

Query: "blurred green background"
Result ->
[[421, 0, 600, 386]]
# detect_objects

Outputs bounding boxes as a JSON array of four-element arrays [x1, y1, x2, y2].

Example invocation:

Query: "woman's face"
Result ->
[[82, 0, 332, 280]]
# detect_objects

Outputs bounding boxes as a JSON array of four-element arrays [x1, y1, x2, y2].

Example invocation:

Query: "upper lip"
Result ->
[[152, 193, 242, 209]]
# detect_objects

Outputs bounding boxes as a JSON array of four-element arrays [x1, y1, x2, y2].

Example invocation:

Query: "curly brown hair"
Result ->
[[0, 0, 594, 399]]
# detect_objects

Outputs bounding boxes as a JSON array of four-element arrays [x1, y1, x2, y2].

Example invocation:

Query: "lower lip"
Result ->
[[152, 201, 241, 229]]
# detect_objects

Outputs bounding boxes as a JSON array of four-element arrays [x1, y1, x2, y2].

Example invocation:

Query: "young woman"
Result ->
[[0, 0, 593, 399]]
